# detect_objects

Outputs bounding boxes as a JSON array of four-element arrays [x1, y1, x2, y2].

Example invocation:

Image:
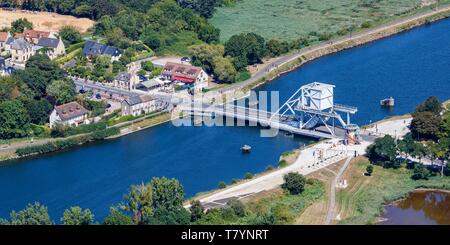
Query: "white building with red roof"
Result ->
[[162, 62, 209, 91], [49, 102, 90, 128], [15, 29, 51, 44]]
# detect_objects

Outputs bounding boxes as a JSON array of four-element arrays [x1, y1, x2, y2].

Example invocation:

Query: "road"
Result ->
[[219, 4, 450, 93]]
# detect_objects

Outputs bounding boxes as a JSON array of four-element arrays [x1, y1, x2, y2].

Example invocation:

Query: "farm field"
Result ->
[[210, 0, 443, 42], [0, 9, 95, 33]]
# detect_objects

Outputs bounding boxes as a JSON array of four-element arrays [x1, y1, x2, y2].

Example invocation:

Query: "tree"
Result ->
[[143, 207, 190, 225], [189, 200, 204, 222], [177, 0, 221, 18], [250, 212, 276, 225], [212, 56, 237, 83], [20, 97, 53, 125], [411, 111, 441, 140], [150, 177, 185, 212], [412, 164, 430, 180], [267, 39, 289, 57], [0, 100, 31, 139], [244, 172, 253, 179], [121, 183, 153, 224], [10, 202, 52, 225], [416, 96, 442, 115], [366, 165, 374, 176], [225, 32, 267, 70], [189, 43, 225, 73], [11, 18, 33, 34], [0, 76, 19, 101], [58, 26, 82, 45], [46, 80, 76, 105], [366, 135, 398, 167], [226, 199, 245, 217], [61, 206, 94, 225], [281, 172, 306, 195], [141, 61, 154, 72], [218, 181, 227, 189], [103, 207, 134, 225]]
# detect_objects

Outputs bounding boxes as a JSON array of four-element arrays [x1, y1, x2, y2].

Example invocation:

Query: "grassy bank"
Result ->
[[336, 157, 449, 225], [195, 179, 325, 224]]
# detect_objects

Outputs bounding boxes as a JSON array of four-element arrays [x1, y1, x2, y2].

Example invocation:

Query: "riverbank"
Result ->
[[335, 157, 449, 225]]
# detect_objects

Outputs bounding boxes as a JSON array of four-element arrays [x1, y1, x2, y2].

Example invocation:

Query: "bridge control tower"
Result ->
[[270, 82, 358, 138]]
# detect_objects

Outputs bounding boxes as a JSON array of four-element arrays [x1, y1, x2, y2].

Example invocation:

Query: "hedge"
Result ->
[[16, 128, 120, 157]]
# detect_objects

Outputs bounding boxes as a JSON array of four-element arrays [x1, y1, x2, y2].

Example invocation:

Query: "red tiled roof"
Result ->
[[0, 32, 9, 42], [163, 62, 202, 81], [15, 30, 50, 39]]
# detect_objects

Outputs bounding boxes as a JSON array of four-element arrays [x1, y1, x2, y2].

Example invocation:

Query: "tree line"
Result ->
[[367, 96, 450, 180], [0, 172, 309, 225]]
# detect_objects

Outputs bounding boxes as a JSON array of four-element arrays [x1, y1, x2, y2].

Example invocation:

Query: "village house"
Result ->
[[162, 62, 209, 91], [114, 72, 139, 91], [0, 32, 11, 52], [121, 95, 157, 117], [49, 102, 90, 128], [35, 37, 66, 60], [8, 38, 35, 67], [15, 29, 51, 44], [82, 41, 121, 62]]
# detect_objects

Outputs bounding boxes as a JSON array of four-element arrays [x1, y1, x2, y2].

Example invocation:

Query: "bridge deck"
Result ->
[[181, 104, 336, 139]]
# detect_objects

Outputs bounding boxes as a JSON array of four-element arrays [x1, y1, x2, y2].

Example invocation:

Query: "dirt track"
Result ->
[[0, 9, 94, 33]]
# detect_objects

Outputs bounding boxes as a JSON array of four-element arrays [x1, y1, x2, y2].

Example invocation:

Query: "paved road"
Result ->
[[219, 5, 450, 94], [325, 156, 354, 225]]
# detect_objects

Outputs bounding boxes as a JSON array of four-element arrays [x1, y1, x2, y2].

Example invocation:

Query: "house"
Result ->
[[0, 32, 11, 52], [82, 41, 121, 62], [49, 102, 90, 128], [9, 38, 35, 67], [114, 72, 139, 91], [36, 37, 66, 60], [121, 95, 157, 117], [0, 57, 5, 75], [162, 62, 209, 91], [15, 29, 50, 44]]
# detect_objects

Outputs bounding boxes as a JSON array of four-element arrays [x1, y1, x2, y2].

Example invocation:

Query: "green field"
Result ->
[[210, 0, 439, 42]]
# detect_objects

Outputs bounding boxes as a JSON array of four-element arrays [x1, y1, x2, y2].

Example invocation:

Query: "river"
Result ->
[[0, 18, 449, 221]]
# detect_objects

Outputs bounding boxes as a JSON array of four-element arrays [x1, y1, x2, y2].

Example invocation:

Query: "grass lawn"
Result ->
[[210, 0, 447, 42], [336, 157, 449, 224]]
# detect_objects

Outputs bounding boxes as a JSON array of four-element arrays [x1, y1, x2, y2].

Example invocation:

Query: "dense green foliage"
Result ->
[[61, 206, 94, 225], [9, 202, 53, 225], [282, 172, 306, 195], [10, 18, 33, 34], [367, 97, 449, 179], [58, 26, 83, 46], [15, 127, 120, 157]]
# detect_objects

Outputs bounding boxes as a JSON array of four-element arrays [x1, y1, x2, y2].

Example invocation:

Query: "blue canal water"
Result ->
[[0, 18, 449, 221]]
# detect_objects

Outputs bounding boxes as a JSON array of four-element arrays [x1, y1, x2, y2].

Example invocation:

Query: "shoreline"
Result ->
[[1, 6, 450, 163]]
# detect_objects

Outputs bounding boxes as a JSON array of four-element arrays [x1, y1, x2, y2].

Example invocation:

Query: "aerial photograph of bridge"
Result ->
[[0, 0, 449, 242]]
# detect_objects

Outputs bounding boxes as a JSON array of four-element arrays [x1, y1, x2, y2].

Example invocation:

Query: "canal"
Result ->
[[0, 18, 449, 221]]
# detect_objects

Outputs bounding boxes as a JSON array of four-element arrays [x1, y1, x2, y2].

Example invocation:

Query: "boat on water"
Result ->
[[241, 144, 252, 153], [380, 97, 395, 107]]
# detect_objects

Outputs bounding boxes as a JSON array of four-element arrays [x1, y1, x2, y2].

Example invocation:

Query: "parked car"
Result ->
[[95, 93, 101, 99]]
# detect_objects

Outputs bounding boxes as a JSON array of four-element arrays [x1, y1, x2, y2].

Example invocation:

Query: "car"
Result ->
[[95, 94, 101, 99], [106, 103, 112, 108], [139, 75, 148, 81], [79, 89, 86, 94]]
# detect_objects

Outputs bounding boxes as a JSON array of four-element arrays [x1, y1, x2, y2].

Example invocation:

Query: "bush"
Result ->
[[412, 164, 430, 180], [366, 165, 374, 176], [226, 199, 245, 217], [265, 165, 274, 171], [218, 181, 227, 189], [282, 172, 306, 195], [244, 172, 253, 179], [278, 160, 288, 168]]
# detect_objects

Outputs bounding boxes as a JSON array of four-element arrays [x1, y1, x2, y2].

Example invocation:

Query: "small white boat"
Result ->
[[241, 144, 252, 153]]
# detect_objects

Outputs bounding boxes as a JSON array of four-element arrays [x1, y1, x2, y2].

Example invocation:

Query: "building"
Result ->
[[49, 102, 90, 128], [36, 37, 66, 60], [0, 32, 11, 52], [82, 41, 121, 62], [121, 95, 157, 117], [114, 72, 139, 91], [15, 29, 51, 44], [162, 62, 209, 91], [9, 38, 35, 67], [0, 57, 5, 75]]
